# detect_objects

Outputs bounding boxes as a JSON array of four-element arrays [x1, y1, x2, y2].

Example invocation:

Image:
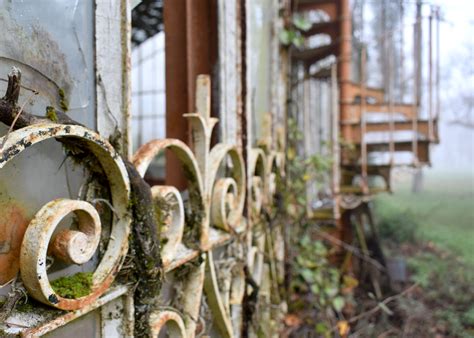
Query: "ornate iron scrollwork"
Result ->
[[0, 75, 285, 336], [0, 124, 131, 310]]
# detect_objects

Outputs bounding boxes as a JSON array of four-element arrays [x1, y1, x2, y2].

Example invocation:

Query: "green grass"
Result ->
[[373, 170, 474, 336], [374, 170, 474, 266]]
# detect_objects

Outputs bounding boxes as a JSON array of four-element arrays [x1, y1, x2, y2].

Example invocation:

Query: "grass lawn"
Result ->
[[371, 170, 474, 337], [374, 169, 474, 266]]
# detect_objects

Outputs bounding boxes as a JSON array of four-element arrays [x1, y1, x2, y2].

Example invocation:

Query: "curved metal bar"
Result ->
[[0, 123, 131, 310]]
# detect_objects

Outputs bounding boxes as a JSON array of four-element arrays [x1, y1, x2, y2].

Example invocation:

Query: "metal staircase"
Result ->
[[294, 0, 439, 200]]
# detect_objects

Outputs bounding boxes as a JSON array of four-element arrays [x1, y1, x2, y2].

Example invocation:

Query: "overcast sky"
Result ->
[[427, 0, 473, 172]]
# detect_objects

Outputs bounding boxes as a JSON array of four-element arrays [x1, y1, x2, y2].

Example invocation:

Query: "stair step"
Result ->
[[310, 67, 332, 79], [342, 164, 391, 174], [342, 120, 433, 143], [341, 164, 392, 190], [292, 43, 338, 67], [302, 21, 338, 40], [342, 140, 431, 165], [366, 140, 431, 164], [308, 208, 336, 221], [340, 186, 388, 194], [344, 82, 385, 103], [341, 103, 417, 122], [296, 0, 338, 19]]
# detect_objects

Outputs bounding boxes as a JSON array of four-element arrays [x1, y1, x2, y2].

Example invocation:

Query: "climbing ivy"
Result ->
[[283, 118, 356, 336], [280, 15, 311, 48]]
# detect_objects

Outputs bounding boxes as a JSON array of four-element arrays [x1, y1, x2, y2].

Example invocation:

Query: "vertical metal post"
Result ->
[[186, 0, 218, 118], [415, 0, 422, 107], [303, 70, 311, 215], [412, 23, 419, 165], [331, 64, 341, 220], [399, 0, 405, 101], [388, 42, 395, 165], [435, 7, 440, 120], [164, 0, 189, 190], [381, 0, 388, 94], [428, 9, 434, 141], [412, 0, 422, 165], [338, 0, 353, 138], [360, 46, 368, 195], [164, 0, 218, 189]]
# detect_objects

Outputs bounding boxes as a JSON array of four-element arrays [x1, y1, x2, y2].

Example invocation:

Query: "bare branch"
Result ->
[[448, 119, 474, 129], [0, 68, 84, 132]]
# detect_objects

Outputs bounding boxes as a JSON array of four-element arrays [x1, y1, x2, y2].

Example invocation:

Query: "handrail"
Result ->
[[435, 7, 441, 120], [428, 9, 434, 141], [388, 42, 395, 166], [412, 4, 421, 166], [331, 63, 340, 219], [360, 46, 369, 195]]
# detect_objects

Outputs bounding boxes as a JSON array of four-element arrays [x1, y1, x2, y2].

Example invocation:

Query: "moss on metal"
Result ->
[[58, 88, 69, 112], [45, 106, 58, 122], [50, 272, 94, 299]]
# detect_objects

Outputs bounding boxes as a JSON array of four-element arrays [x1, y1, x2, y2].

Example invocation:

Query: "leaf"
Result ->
[[343, 275, 359, 289], [314, 272, 323, 285], [293, 16, 312, 31], [300, 268, 314, 283], [319, 294, 327, 306], [287, 147, 296, 160], [337, 320, 350, 337], [324, 286, 339, 298], [378, 302, 394, 316], [315, 322, 328, 334], [279, 30, 294, 45], [332, 296, 345, 312], [314, 241, 328, 256], [299, 235, 311, 247], [292, 35, 305, 48], [310, 283, 320, 294]]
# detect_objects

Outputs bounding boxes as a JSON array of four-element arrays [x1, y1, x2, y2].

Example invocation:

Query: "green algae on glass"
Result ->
[[50, 272, 93, 299]]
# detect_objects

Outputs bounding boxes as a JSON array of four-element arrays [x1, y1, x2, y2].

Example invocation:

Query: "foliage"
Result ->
[[375, 171, 474, 266], [405, 249, 474, 337], [373, 174, 474, 337], [284, 118, 331, 220], [374, 200, 419, 243], [283, 118, 355, 335], [280, 15, 311, 48], [291, 235, 348, 314]]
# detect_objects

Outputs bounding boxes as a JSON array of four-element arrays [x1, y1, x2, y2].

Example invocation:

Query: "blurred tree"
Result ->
[[446, 35, 474, 129], [132, 0, 164, 47]]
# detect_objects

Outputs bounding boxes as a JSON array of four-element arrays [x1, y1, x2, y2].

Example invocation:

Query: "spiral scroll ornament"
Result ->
[[0, 124, 131, 310], [133, 76, 249, 337]]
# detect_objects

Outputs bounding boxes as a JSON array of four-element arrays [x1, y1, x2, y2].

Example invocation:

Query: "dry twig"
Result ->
[[1, 91, 38, 149], [314, 226, 386, 272], [345, 283, 418, 327]]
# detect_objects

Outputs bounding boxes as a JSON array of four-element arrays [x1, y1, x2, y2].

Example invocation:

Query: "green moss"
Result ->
[[58, 88, 69, 112], [153, 194, 171, 234], [15, 302, 35, 313], [58, 88, 66, 99], [50, 272, 93, 299], [45, 106, 58, 122]]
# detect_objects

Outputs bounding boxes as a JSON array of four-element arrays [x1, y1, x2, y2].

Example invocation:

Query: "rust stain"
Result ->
[[0, 201, 29, 285]]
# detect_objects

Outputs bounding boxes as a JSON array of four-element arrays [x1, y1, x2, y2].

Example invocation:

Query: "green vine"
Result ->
[[280, 15, 311, 48], [283, 118, 356, 336]]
